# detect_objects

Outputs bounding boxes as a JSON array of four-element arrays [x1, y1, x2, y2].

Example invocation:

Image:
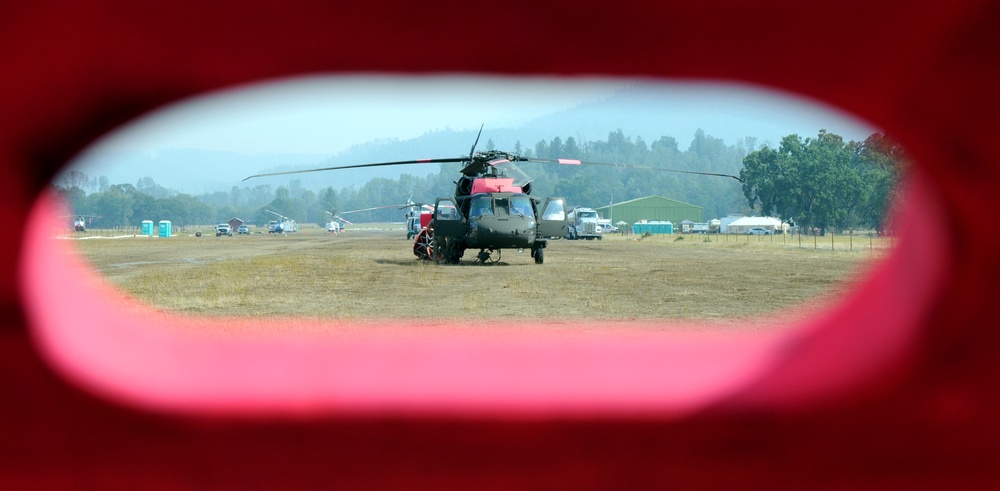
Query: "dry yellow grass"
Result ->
[[67, 227, 892, 326]]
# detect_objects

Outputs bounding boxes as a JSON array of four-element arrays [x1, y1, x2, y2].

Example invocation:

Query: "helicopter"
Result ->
[[244, 127, 741, 265], [403, 203, 434, 240], [64, 214, 101, 232], [324, 211, 346, 234], [264, 209, 298, 234], [324, 201, 430, 236], [354, 200, 434, 239]]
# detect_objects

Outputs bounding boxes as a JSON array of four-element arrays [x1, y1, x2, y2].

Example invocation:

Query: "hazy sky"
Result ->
[[89, 74, 877, 157], [95, 75, 631, 155]]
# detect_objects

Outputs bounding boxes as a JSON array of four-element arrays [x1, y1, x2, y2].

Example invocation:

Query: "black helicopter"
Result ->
[[244, 128, 740, 265]]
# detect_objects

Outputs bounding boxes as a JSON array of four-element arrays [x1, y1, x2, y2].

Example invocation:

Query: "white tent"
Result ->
[[722, 216, 786, 234]]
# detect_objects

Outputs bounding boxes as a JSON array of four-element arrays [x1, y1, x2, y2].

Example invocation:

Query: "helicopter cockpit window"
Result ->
[[436, 203, 460, 221], [541, 200, 566, 221], [469, 196, 494, 219], [509, 196, 534, 218]]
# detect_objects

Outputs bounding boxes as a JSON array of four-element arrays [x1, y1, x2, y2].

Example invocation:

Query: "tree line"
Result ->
[[739, 131, 906, 234], [53, 129, 901, 231]]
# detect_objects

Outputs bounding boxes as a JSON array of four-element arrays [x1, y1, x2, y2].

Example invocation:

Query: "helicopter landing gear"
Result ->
[[476, 248, 500, 264], [532, 246, 544, 264]]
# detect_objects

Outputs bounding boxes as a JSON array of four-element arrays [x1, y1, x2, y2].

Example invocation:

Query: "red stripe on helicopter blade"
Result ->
[[558, 159, 581, 165], [417, 159, 431, 162], [488, 159, 510, 166]]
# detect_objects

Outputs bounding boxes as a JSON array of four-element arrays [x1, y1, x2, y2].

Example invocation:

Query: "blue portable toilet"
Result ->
[[157, 220, 172, 237], [632, 221, 674, 235], [141, 220, 154, 236]]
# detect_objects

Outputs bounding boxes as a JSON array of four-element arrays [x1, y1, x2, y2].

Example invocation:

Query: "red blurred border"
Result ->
[[3, 0, 999, 487]]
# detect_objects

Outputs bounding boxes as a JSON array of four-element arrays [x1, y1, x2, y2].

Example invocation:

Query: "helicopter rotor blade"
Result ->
[[468, 123, 484, 160], [337, 203, 423, 215], [525, 157, 744, 182], [264, 209, 291, 220], [242, 157, 469, 181]]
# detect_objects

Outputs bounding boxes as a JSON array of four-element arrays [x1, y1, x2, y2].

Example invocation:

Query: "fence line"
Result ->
[[704, 230, 895, 253]]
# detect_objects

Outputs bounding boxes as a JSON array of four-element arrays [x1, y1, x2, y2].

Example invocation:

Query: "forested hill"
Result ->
[[68, 83, 872, 197], [70, 148, 330, 195], [55, 128, 758, 228]]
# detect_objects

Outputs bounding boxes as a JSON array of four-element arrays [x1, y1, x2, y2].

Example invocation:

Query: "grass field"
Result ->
[[65, 225, 893, 325]]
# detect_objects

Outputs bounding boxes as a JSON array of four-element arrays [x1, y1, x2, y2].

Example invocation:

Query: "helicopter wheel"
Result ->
[[533, 247, 544, 264], [413, 228, 433, 260]]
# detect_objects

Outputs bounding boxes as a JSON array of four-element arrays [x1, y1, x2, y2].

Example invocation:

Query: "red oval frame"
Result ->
[[3, 0, 998, 487], [20, 174, 944, 416]]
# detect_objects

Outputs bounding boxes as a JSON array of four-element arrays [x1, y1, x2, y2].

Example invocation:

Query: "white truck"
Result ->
[[566, 207, 603, 240]]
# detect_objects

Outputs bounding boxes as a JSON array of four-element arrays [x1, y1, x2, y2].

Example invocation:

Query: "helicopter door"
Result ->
[[536, 197, 569, 238], [432, 198, 465, 237]]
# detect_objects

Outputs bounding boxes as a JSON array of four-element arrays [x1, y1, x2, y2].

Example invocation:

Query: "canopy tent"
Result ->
[[723, 216, 786, 234]]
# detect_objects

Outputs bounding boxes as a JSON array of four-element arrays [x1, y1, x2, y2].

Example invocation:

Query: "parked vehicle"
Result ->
[[216, 223, 233, 236], [565, 207, 602, 240], [748, 227, 771, 235], [237, 225, 250, 234]]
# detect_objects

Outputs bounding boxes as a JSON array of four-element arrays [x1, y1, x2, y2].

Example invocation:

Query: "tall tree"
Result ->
[[855, 133, 909, 233], [549, 136, 563, 158], [562, 137, 581, 159], [741, 130, 899, 233], [92, 185, 135, 227], [59, 170, 90, 191], [534, 139, 550, 159]]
